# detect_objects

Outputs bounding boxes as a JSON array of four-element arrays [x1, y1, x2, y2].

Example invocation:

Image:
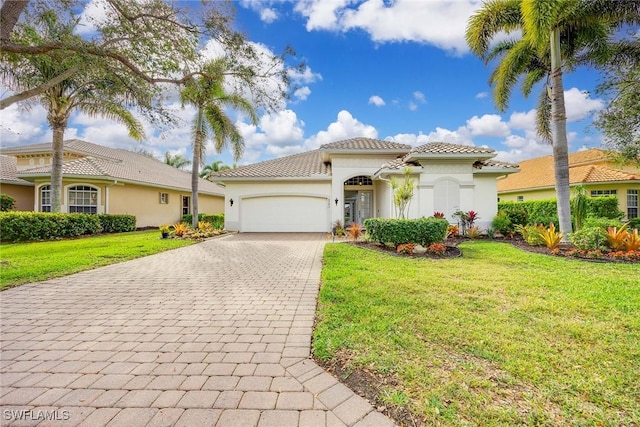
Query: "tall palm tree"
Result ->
[[2, 12, 147, 212], [181, 58, 258, 228], [200, 160, 230, 180], [466, 0, 639, 238], [164, 152, 192, 170]]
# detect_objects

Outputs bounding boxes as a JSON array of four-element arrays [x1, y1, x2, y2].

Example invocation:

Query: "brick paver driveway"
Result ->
[[0, 233, 393, 427]]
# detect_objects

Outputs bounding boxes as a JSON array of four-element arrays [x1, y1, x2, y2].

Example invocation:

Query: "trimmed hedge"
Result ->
[[0, 212, 136, 242], [97, 214, 136, 233], [498, 196, 624, 226], [365, 217, 448, 247], [181, 213, 224, 229]]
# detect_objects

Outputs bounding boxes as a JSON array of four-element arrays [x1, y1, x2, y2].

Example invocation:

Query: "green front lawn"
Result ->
[[0, 230, 194, 290], [315, 241, 639, 426]]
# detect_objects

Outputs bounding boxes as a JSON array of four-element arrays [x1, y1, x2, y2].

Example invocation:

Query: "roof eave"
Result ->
[[211, 175, 332, 183], [474, 167, 520, 175], [373, 166, 424, 179], [406, 152, 495, 162], [0, 179, 34, 186]]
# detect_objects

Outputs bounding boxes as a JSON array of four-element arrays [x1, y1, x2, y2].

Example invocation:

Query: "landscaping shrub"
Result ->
[[583, 217, 623, 229], [587, 196, 624, 219], [0, 212, 102, 242], [182, 213, 224, 229], [97, 214, 136, 233], [491, 211, 513, 236], [496, 203, 529, 227], [364, 217, 448, 247], [627, 217, 640, 230], [569, 227, 608, 251], [1, 194, 15, 211]]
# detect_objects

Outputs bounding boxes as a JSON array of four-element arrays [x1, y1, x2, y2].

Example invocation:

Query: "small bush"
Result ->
[[365, 217, 448, 247], [466, 226, 482, 239], [182, 213, 224, 229], [426, 242, 447, 255], [569, 227, 608, 251], [516, 224, 546, 246], [346, 222, 364, 242], [97, 214, 136, 233], [538, 223, 563, 250], [0, 212, 102, 242], [492, 211, 513, 236], [583, 217, 623, 229], [1, 194, 16, 211], [396, 243, 415, 255], [603, 224, 629, 251]]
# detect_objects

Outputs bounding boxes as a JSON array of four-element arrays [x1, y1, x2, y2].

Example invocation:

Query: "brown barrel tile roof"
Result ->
[[411, 142, 495, 154], [213, 150, 331, 178], [320, 137, 411, 151]]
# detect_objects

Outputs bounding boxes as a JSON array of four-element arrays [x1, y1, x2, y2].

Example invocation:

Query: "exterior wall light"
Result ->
[[229, 198, 234, 206], [334, 198, 339, 206]]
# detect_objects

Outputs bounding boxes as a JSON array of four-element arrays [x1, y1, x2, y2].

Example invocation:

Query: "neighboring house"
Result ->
[[0, 140, 224, 227], [1, 155, 35, 211], [497, 149, 640, 220], [211, 138, 518, 232]]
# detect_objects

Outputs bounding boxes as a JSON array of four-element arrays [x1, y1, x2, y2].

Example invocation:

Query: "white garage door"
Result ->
[[241, 196, 329, 232]]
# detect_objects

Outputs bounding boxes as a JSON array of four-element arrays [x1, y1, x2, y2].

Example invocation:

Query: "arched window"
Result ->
[[68, 185, 98, 214], [40, 185, 52, 212]]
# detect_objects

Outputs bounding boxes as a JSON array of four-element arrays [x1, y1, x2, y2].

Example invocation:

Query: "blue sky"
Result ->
[[1, 0, 608, 167]]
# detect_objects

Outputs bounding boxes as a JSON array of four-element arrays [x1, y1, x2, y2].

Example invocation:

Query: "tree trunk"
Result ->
[[51, 126, 65, 213], [0, 0, 28, 45], [550, 28, 573, 240], [191, 114, 204, 229]]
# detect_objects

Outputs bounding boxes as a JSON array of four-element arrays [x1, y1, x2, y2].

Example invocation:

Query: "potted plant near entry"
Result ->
[[159, 224, 170, 239]]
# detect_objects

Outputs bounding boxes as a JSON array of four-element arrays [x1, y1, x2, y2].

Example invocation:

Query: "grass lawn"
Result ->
[[0, 230, 195, 290], [315, 241, 639, 426]]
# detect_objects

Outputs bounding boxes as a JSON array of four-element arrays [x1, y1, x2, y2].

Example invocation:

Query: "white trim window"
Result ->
[[160, 192, 169, 204], [591, 189, 617, 197], [628, 190, 638, 219], [68, 185, 98, 214], [182, 195, 190, 215], [40, 184, 52, 212]]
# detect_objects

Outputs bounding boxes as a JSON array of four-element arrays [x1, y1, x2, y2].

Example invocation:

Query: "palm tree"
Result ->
[[164, 152, 192, 170], [466, 0, 639, 238], [181, 58, 258, 228], [200, 160, 230, 180], [2, 13, 148, 212]]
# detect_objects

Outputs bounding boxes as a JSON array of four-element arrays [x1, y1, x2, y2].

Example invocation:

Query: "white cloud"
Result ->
[[260, 8, 278, 23], [494, 136, 552, 163], [288, 67, 323, 84], [475, 91, 489, 99], [294, 86, 312, 101], [408, 102, 418, 111], [563, 87, 605, 122], [239, 0, 279, 23], [76, 0, 110, 35], [413, 91, 426, 103], [466, 114, 510, 137], [294, 0, 481, 55], [508, 110, 536, 132], [304, 110, 378, 149], [0, 102, 49, 146], [369, 95, 385, 106]]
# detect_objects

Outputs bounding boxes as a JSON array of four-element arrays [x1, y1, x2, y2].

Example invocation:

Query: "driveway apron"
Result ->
[[0, 233, 394, 427]]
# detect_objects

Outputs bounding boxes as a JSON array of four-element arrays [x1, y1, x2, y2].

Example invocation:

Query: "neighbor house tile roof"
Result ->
[[4, 140, 223, 195], [320, 137, 411, 151], [0, 155, 33, 185], [213, 150, 331, 178], [497, 149, 639, 192]]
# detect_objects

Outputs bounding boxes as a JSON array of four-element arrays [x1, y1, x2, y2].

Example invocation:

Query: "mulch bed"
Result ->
[[348, 237, 638, 264]]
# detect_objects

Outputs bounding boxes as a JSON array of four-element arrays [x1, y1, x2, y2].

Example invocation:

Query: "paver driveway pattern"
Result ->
[[0, 233, 394, 427]]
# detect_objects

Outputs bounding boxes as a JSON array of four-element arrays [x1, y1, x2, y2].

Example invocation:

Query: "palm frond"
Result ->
[[465, 0, 522, 58], [536, 88, 552, 143], [491, 39, 535, 110]]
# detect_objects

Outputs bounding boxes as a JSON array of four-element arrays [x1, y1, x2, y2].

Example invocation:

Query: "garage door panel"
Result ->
[[241, 196, 328, 232]]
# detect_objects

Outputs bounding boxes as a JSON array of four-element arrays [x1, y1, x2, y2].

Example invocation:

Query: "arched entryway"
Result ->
[[343, 175, 374, 225]]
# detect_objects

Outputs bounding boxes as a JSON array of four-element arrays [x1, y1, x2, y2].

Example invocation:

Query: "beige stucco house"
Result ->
[[0, 140, 224, 227], [497, 149, 640, 220], [211, 138, 518, 232]]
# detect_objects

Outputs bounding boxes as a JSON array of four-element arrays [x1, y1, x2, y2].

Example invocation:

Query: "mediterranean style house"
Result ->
[[0, 140, 224, 227], [497, 149, 640, 220], [211, 138, 519, 232]]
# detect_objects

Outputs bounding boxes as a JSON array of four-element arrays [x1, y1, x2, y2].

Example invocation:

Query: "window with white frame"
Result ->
[[68, 185, 98, 213], [40, 185, 52, 212], [628, 190, 638, 219], [517, 195, 524, 202], [159, 192, 169, 204], [182, 195, 190, 215], [590, 189, 617, 197]]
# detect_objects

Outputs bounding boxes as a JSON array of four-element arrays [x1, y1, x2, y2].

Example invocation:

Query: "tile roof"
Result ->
[[410, 142, 495, 155], [0, 155, 33, 185], [497, 149, 639, 192], [213, 150, 331, 178], [5, 140, 223, 195], [320, 137, 411, 151]]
